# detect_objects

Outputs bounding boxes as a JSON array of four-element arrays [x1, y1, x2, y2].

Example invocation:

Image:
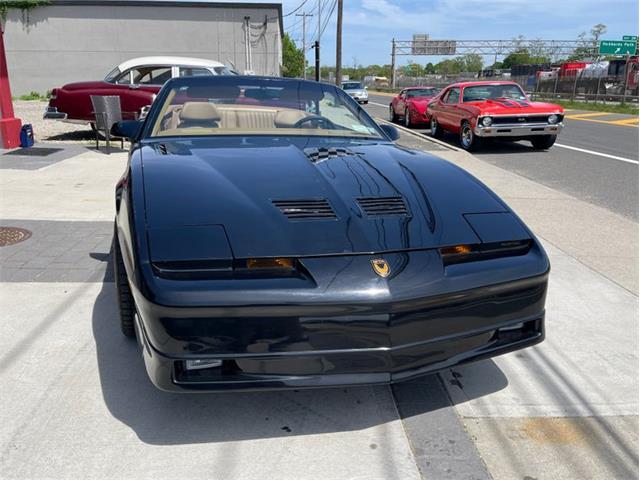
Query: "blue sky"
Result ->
[[243, 0, 639, 67]]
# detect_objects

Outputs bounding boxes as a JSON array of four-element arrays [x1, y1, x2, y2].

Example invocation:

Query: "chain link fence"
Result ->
[[367, 65, 639, 105]]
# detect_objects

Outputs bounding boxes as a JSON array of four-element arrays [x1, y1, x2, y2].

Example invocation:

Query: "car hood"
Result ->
[[140, 139, 509, 258], [466, 99, 563, 115], [407, 98, 431, 111]]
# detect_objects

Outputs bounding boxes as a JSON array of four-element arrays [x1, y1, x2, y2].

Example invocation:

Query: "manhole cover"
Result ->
[[4, 147, 63, 157], [0, 227, 32, 246]]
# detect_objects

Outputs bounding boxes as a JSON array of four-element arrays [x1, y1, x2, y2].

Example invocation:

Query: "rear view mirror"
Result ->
[[380, 124, 400, 141], [111, 120, 142, 140]]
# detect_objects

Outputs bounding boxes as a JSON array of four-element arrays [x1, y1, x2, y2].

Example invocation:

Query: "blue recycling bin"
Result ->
[[20, 124, 34, 148]]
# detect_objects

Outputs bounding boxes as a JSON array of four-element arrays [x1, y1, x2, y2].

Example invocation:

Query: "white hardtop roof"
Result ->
[[116, 56, 225, 72]]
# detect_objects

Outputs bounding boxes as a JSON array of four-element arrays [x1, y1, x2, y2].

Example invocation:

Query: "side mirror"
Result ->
[[380, 123, 400, 141], [111, 120, 142, 140], [364, 86, 368, 90]]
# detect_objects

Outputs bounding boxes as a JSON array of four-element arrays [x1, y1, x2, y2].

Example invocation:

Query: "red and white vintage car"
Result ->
[[426, 81, 564, 151], [44, 56, 234, 126], [389, 86, 440, 128]]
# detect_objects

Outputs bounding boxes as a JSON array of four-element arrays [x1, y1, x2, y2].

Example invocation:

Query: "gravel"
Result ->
[[14, 100, 95, 144]]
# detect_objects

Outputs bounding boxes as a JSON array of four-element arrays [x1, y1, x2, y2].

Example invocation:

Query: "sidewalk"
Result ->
[[0, 137, 637, 480], [392, 126, 639, 480]]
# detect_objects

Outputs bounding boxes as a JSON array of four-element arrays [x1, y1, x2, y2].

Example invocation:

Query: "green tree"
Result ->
[[282, 33, 304, 78], [461, 54, 483, 73], [424, 62, 436, 74], [568, 24, 606, 61]]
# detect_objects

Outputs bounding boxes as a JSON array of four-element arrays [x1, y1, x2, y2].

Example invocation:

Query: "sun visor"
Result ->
[[147, 225, 233, 262], [464, 213, 530, 243]]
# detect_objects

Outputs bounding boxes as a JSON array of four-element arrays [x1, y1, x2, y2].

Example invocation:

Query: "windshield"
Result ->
[[104, 67, 121, 83], [342, 82, 363, 90], [214, 66, 236, 75], [149, 77, 383, 139], [462, 84, 527, 102], [406, 88, 438, 98]]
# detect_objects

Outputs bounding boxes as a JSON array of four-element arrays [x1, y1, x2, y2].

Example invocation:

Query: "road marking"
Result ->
[[555, 143, 639, 165], [369, 101, 390, 108], [564, 113, 638, 128], [565, 112, 611, 118], [611, 117, 639, 125]]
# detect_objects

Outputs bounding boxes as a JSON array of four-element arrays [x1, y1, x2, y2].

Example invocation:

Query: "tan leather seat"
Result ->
[[178, 102, 221, 128], [274, 110, 308, 128]]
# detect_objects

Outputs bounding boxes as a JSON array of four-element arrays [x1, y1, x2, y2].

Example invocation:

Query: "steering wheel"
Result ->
[[293, 115, 337, 130]]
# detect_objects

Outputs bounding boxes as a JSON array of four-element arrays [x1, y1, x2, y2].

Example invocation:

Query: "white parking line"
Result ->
[[555, 143, 639, 165], [368, 101, 390, 108]]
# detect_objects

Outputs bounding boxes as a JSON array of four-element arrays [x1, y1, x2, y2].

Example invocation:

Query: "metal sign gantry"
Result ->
[[390, 38, 599, 87]]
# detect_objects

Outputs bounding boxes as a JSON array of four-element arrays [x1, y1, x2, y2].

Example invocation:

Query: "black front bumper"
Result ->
[[132, 269, 548, 392]]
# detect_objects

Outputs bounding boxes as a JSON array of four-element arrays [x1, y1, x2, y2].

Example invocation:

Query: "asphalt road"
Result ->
[[366, 93, 639, 220]]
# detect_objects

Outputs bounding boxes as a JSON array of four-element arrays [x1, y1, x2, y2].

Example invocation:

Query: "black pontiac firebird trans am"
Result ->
[[111, 76, 549, 392]]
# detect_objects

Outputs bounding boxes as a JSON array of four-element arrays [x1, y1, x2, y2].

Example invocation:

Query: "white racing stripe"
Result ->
[[555, 143, 639, 165]]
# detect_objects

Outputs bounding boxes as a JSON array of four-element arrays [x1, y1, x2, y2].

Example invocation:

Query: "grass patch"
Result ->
[[17, 91, 48, 101], [532, 98, 638, 115]]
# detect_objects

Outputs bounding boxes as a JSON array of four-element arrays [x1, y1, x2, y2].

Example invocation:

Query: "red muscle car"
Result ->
[[426, 81, 564, 151], [389, 86, 439, 128], [44, 56, 234, 126]]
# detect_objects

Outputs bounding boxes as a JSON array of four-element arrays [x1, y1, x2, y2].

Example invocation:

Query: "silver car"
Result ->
[[342, 81, 369, 104]]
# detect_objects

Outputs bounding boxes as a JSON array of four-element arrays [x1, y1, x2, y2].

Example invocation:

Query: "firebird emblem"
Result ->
[[518, 117, 526, 122], [371, 258, 390, 277]]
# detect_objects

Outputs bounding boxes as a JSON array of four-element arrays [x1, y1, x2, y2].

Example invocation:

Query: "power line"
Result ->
[[315, 0, 336, 43], [315, 0, 329, 40]]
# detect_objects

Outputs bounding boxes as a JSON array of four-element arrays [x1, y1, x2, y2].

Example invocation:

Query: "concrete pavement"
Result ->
[[0, 127, 637, 479]]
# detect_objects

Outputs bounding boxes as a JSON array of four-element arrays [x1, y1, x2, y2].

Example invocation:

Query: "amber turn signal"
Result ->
[[246, 258, 294, 270], [440, 245, 473, 255]]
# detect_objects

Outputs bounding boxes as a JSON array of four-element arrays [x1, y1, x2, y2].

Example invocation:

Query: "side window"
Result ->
[[115, 70, 132, 85], [179, 67, 213, 77], [131, 66, 172, 85], [445, 87, 460, 104], [440, 89, 450, 103]]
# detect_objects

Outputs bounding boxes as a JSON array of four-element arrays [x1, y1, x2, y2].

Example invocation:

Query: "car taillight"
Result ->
[[49, 89, 58, 100]]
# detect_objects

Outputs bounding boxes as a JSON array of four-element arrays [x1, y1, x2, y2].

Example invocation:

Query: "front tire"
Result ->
[[389, 105, 397, 123], [459, 120, 481, 151], [430, 116, 443, 138], [404, 109, 412, 128], [531, 135, 557, 150], [113, 223, 136, 338]]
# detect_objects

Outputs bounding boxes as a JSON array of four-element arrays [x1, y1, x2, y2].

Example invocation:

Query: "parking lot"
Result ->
[[0, 95, 637, 479]]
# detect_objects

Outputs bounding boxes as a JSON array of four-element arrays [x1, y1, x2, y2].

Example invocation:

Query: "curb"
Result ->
[[375, 117, 463, 152]]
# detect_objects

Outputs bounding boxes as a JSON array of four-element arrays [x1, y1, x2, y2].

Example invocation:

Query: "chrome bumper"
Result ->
[[474, 123, 563, 137], [43, 106, 67, 120]]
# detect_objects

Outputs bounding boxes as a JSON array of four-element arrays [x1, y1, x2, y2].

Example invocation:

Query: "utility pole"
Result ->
[[314, 40, 320, 81], [295, 12, 313, 79], [317, 0, 322, 43], [335, 0, 343, 85], [390, 38, 396, 89], [244, 16, 251, 73]]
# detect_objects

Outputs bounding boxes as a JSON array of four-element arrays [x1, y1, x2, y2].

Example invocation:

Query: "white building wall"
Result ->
[[5, 2, 282, 95]]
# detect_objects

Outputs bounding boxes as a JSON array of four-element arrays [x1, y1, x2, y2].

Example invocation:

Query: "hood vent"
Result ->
[[357, 196, 409, 217], [304, 147, 358, 164], [272, 199, 337, 220]]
